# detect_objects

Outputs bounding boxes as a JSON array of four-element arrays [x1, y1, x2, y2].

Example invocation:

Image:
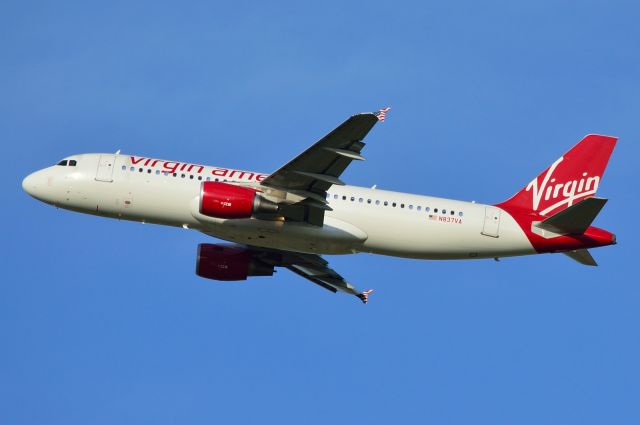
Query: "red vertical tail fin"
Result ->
[[498, 134, 617, 217]]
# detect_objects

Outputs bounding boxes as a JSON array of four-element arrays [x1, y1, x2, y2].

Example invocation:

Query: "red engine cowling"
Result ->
[[199, 181, 278, 219], [196, 244, 275, 281]]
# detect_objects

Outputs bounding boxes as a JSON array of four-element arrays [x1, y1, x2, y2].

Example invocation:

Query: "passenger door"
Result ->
[[95, 154, 115, 182], [481, 206, 501, 238]]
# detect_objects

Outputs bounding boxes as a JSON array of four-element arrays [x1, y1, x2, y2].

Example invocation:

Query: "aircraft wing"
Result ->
[[197, 242, 373, 303], [281, 251, 372, 303], [261, 110, 385, 225]]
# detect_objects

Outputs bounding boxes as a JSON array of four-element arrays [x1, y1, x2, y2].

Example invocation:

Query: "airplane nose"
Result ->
[[22, 172, 37, 196], [22, 170, 50, 202]]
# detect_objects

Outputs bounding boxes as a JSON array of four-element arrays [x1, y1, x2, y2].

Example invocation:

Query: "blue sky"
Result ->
[[1, 1, 639, 423]]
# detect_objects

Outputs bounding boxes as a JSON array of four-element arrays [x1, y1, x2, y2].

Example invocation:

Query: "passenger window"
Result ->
[[68, 160, 77, 166], [442, 209, 446, 214], [450, 210, 455, 215], [155, 170, 160, 175], [342, 196, 347, 200], [375, 200, 380, 205], [359, 198, 363, 203], [173, 173, 177, 177], [198, 176, 202, 180], [130, 166, 135, 172], [434, 208, 438, 213], [459, 211, 464, 217], [181, 174, 186, 178], [206, 177, 211, 181], [121, 165, 126, 171], [139, 168, 143, 173], [384, 201, 388, 206], [189, 175, 194, 179], [334, 194, 339, 199], [417, 206, 421, 211], [350, 197, 355, 201], [147, 169, 152, 174], [409, 205, 413, 210], [367, 199, 372, 204], [425, 207, 430, 212], [56, 160, 68, 166], [400, 204, 405, 208]]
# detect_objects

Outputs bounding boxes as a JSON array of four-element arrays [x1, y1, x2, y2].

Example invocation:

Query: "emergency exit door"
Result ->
[[481, 206, 501, 238], [95, 154, 115, 182]]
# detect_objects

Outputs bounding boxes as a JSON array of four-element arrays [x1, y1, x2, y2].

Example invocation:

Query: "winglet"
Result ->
[[375, 107, 391, 122], [357, 289, 374, 304]]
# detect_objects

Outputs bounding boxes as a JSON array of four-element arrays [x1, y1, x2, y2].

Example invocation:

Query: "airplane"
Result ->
[[22, 108, 617, 303]]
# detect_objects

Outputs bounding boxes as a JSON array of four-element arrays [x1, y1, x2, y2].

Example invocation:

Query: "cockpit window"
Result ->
[[57, 160, 68, 166], [68, 160, 77, 166]]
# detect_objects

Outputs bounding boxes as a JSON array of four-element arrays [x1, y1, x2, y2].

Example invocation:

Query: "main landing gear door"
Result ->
[[481, 206, 501, 238], [95, 154, 116, 182]]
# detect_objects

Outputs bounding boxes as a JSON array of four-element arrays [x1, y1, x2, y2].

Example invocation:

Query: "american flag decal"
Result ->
[[357, 289, 374, 304], [376, 107, 391, 122]]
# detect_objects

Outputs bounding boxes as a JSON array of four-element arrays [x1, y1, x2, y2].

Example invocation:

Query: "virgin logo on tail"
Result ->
[[497, 134, 616, 217], [526, 156, 600, 215]]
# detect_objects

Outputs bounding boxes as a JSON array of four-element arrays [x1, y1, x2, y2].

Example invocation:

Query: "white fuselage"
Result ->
[[22, 153, 537, 260]]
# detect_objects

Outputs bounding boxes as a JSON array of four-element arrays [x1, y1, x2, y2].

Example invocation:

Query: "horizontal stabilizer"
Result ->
[[563, 249, 598, 266], [538, 197, 607, 234]]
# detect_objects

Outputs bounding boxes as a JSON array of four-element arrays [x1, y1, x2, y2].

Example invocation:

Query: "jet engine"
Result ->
[[196, 243, 275, 281], [199, 181, 278, 219]]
